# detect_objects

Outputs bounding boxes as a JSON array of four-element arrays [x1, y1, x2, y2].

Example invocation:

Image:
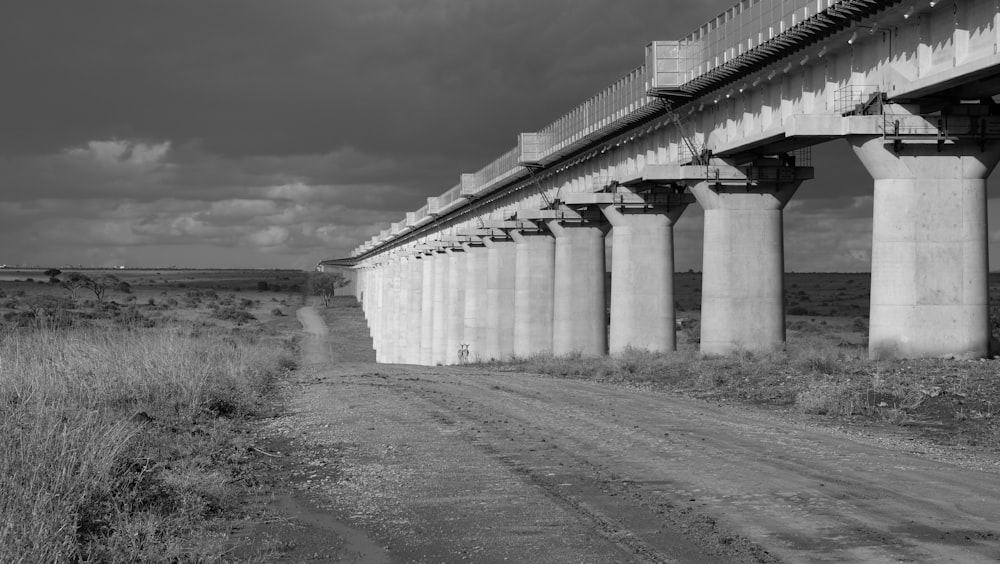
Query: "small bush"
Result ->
[[211, 307, 256, 324], [796, 379, 859, 415]]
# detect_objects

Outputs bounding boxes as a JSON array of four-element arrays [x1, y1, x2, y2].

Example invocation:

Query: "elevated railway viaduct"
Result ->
[[323, 0, 1000, 365]]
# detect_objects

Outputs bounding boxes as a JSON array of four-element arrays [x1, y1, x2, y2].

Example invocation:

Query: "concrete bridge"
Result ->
[[323, 0, 1000, 365]]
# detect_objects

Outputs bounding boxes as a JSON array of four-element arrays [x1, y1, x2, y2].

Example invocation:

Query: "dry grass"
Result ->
[[485, 334, 999, 450], [0, 325, 296, 563]]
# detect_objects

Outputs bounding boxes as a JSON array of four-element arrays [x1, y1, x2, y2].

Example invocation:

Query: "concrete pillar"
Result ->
[[851, 137, 1000, 359], [369, 264, 380, 355], [547, 219, 608, 356], [405, 254, 424, 364], [381, 258, 399, 363], [445, 247, 467, 365], [354, 267, 364, 303], [361, 266, 371, 320], [431, 250, 448, 365], [511, 229, 555, 357], [690, 181, 800, 356], [374, 262, 386, 362], [602, 204, 686, 354], [394, 257, 410, 363], [462, 242, 488, 362], [420, 251, 436, 366], [484, 237, 516, 360]]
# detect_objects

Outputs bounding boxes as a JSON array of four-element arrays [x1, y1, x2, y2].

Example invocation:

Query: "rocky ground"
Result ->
[[224, 303, 1000, 563]]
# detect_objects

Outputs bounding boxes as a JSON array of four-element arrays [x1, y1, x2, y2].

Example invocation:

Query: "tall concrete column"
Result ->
[[361, 266, 371, 321], [511, 228, 555, 357], [394, 257, 410, 363], [445, 247, 467, 365], [852, 137, 1000, 359], [354, 267, 364, 303], [404, 254, 424, 364], [381, 257, 400, 363], [420, 251, 436, 366], [462, 241, 487, 362], [602, 204, 686, 354], [431, 250, 449, 365], [690, 178, 801, 356], [371, 261, 387, 362], [547, 219, 608, 356], [483, 236, 516, 360]]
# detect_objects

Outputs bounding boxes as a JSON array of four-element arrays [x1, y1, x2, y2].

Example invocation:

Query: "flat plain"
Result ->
[[3, 268, 999, 562]]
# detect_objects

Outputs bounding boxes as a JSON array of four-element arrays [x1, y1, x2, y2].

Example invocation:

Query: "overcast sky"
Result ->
[[2, 1, 999, 271]]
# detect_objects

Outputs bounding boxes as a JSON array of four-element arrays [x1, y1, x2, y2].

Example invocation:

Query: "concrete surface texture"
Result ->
[[853, 136, 1000, 360], [419, 253, 435, 366], [512, 230, 555, 357], [431, 250, 448, 365], [462, 243, 487, 362], [404, 256, 423, 364], [483, 237, 516, 361], [548, 219, 608, 357], [602, 203, 686, 355], [691, 180, 800, 356], [444, 248, 466, 365]]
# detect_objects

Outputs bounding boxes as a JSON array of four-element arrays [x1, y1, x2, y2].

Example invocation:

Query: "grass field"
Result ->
[[0, 268, 307, 563], [3, 267, 998, 561]]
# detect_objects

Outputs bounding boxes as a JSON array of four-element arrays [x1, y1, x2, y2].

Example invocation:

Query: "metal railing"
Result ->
[[835, 85, 879, 115], [535, 65, 654, 160], [881, 114, 1000, 138], [469, 146, 522, 197], [681, 1, 847, 79]]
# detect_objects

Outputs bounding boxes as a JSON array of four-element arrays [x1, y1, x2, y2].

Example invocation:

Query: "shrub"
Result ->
[[211, 307, 256, 324], [0, 327, 296, 561]]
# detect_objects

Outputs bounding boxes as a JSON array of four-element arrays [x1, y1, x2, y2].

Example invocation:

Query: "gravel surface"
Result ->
[[248, 306, 1000, 563]]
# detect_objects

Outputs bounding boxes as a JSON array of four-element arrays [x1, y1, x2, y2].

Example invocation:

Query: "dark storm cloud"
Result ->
[[1, 0, 735, 162], [4, 0, 929, 269]]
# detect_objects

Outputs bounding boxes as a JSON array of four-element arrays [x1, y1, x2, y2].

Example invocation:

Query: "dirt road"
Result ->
[[257, 306, 1000, 563]]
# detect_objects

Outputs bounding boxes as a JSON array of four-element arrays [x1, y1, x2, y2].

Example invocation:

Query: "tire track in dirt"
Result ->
[[377, 370, 1000, 563], [285, 306, 1000, 563]]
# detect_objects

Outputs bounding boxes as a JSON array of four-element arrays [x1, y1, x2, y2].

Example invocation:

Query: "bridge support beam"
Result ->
[[851, 137, 1000, 359], [445, 247, 467, 365], [431, 249, 448, 365], [602, 203, 686, 354], [405, 255, 423, 364], [462, 241, 487, 362], [547, 218, 608, 357], [511, 227, 555, 357], [419, 251, 436, 366], [483, 235, 516, 361], [395, 257, 410, 363], [689, 164, 806, 356]]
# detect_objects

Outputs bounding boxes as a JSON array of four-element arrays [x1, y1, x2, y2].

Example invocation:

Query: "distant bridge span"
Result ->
[[323, 0, 1000, 364]]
